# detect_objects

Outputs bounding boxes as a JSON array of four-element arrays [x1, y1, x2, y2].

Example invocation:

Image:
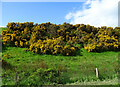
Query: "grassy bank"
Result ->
[[2, 47, 119, 85]]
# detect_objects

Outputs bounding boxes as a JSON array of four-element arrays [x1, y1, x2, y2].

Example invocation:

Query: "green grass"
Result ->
[[2, 47, 119, 85], [66, 77, 118, 85]]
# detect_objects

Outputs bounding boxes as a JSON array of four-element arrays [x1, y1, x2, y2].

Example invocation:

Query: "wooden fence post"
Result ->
[[96, 68, 99, 78]]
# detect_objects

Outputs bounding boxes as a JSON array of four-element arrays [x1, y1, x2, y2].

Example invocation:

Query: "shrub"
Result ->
[[2, 22, 34, 47], [19, 68, 60, 85], [29, 36, 80, 56], [3, 22, 120, 53], [84, 28, 120, 52]]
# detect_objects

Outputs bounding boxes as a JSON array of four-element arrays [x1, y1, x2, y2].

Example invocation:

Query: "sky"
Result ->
[[2, 2, 84, 26], [65, 0, 119, 27], [1, 0, 120, 27]]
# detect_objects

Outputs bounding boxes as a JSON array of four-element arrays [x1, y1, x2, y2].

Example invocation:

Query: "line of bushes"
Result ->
[[2, 22, 120, 55]]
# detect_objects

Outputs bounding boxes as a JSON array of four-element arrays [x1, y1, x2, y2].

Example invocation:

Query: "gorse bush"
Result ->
[[2, 22, 34, 47], [2, 22, 120, 53], [28, 36, 80, 56], [84, 27, 120, 52]]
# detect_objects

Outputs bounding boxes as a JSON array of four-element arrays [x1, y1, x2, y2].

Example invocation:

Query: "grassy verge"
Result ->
[[2, 47, 119, 85]]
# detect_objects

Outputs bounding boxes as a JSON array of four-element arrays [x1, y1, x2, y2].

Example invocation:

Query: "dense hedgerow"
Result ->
[[28, 36, 80, 56], [2, 22, 34, 47], [84, 27, 120, 52], [2, 22, 120, 54]]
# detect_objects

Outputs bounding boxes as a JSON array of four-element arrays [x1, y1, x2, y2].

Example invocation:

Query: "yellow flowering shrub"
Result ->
[[62, 45, 77, 56], [84, 28, 120, 52], [29, 36, 80, 56], [2, 22, 34, 47], [2, 33, 16, 46], [20, 41, 24, 47], [15, 41, 18, 46], [3, 22, 120, 54]]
